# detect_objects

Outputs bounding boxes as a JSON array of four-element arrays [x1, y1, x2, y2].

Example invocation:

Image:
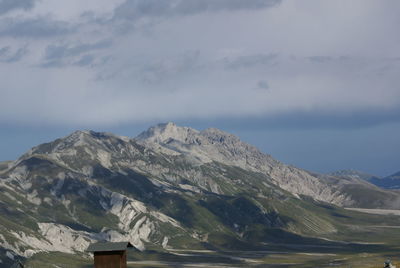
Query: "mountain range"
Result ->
[[330, 169, 400, 189], [0, 122, 399, 267]]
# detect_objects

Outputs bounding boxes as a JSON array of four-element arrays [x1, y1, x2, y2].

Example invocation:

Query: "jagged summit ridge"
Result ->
[[136, 122, 199, 144], [9, 129, 137, 175], [4, 122, 360, 206], [134, 123, 354, 205], [135, 122, 277, 168]]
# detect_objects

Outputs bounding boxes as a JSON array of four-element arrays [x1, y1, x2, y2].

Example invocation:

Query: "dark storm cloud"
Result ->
[[0, 0, 36, 15], [114, 0, 281, 20], [0, 17, 73, 38]]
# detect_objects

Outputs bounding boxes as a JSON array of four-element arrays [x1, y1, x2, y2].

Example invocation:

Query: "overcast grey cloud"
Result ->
[[224, 54, 278, 70], [257, 80, 269, 90], [0, 16, 73, 38], [307, 56, 333, 64], [0, 45, 8, 56], [74, 54, 95, 67], [0, 0, 399, 127], [0, 45, 27, 62], [114, 0, 281, 20], [45, 40, 112, 60], [41, 39, 113, 67], [0, 0, 36, 15]]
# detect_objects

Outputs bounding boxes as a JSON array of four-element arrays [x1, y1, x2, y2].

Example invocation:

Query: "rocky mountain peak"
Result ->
[[35, 130, 130, 153], [135, 123, 278, 171], [68, 130, 129, 143], [9, 130, 135, 175], [201, 127, 239, 143], [201, 127, 261, 154], [138, 123, 251, 149], [136, 122, 199, 144]]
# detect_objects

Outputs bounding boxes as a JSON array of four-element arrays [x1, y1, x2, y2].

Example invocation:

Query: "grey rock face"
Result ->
[[136, 122, 354, 206]]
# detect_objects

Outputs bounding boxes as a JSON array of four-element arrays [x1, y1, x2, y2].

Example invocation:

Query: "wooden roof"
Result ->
[[86, 241, 134, 252]]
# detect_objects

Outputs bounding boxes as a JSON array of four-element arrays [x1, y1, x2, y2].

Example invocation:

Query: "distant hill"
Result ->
[[330, 169, 400, 189], [329, 169, 380, 181], [370, 171, 400, 189]]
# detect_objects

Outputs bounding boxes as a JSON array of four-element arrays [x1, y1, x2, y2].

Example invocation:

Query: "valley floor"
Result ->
[[345, 208, 400, 216], [20, 239, 400, 268], [125, 243, 400, 268]]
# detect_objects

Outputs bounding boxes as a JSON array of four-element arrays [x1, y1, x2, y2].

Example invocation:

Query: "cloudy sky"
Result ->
[[0, 0, 399, 176]]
